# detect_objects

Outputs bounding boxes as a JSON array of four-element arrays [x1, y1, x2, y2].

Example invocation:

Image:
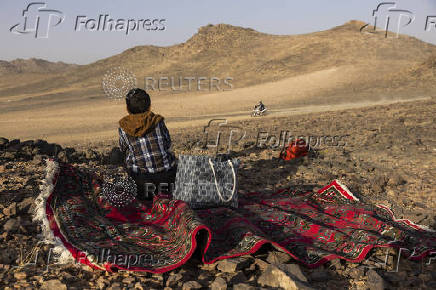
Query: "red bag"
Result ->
[[279, 139, 309, 161]]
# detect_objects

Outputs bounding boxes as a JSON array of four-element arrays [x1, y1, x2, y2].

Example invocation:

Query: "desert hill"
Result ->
[[1, 20, 436, 144], [0, 58, 77, 76], [1, 20, 436, 100]]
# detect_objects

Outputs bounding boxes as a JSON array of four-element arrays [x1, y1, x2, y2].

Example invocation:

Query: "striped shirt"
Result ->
[[118, 121, 176, 174]]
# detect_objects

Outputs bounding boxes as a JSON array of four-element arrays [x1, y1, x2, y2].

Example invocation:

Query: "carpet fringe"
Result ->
[[335, 179, 360, 201], [33, 159, 75, 264]]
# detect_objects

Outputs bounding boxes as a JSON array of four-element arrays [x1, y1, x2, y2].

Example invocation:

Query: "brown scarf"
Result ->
[[119, 111, 164, 137]]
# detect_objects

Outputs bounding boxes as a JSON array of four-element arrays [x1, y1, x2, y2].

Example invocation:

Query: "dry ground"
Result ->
[[1, 97, 435, 289]]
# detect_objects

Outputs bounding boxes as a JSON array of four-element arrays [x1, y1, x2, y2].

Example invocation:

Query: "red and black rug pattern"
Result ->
[[42, 161, 436, 273]]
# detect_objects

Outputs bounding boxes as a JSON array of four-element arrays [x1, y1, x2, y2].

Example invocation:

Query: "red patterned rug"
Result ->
[[34, 160, 436, 273]]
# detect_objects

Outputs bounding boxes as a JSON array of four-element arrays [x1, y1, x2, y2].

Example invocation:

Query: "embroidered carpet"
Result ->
[[34, 160, 436, 273]]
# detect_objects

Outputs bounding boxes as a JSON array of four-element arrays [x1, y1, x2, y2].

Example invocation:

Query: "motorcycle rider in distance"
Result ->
[[255, 100, 265, 111]]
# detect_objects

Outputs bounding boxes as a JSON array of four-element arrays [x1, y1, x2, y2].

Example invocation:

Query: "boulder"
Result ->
[[3, 217, 21, 232], [121, 277, 135, 284], [5, 139, 21, 152], [109, 147, 124, 165], [233, 284, 255, 290], [3, 203, 17, 217], [347, 266, 365, 279], [388, 173, 406, 186], [166, 273, 183, 287], [7, 139, 20, 147], [3, 151, 17, 159], [216, 257, 252, 273], [40, 279, 67, 290], [266, 251, 292, 264], [210, 277, 227, 290], [277, 263, 308, 282], [253, 258, 269, 270], [20, 140, 35, 147], [34, 139, 48, 148], [182, 281, 202, 290], [366, 269, 386, 290], [70, 151, 86, 163], [85, 149, 99, 160], [258, 264, 312, 290], [31, 155, 44, 165], [20, 145, 34, 156], [0, 248, 17, 264], [14, 272, 27, 280], [57, 151, 69, 163], [107, 283, 122, 290], [64, 147, 76, 161], [383, 271, 407, 283], [36, 141, 62, 156], [0, 137, 9, 148], [18, 197, 34, 213], [309, 270, 330, 282], [230, 272, 247, 284]]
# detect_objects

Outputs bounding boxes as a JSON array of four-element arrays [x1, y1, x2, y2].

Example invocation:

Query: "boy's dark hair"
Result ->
[[126, 88, 151, 114]]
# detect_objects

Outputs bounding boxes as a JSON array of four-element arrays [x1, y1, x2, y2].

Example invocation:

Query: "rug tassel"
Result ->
[[33, 159, 75, 264]]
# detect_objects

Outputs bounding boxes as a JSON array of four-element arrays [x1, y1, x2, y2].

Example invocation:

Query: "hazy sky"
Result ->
[[1, 0, 436, 64]]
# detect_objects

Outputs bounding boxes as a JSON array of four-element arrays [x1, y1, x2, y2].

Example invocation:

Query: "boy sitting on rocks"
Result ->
[[118, 88, 176, 200]]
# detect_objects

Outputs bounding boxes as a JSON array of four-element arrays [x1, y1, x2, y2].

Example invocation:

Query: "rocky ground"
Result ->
[[0, 98, 435, 289]]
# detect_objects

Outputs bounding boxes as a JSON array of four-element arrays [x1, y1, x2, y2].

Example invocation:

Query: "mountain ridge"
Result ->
[[1, 20, 436, 99], [0, 58, 78, 76]]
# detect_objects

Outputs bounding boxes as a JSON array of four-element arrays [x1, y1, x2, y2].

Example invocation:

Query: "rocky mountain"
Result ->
[[0, 58, 77, 76], [1, 20, 435, 98]]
